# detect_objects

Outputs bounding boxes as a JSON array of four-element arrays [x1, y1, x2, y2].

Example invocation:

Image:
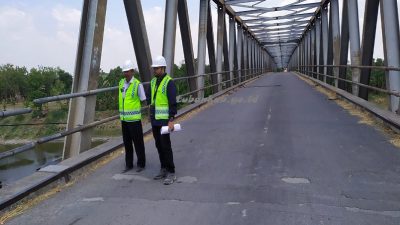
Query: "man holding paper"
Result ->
[[149, 56, 177, 185]]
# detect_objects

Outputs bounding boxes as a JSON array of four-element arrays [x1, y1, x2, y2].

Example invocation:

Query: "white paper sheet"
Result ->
[[160, 124, 182, 134]]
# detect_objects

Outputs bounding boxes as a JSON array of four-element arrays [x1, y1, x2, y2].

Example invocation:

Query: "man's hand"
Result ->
[[168, 121, 174, 132]]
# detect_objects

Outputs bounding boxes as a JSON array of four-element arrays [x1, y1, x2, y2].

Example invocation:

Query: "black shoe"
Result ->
[[122, 166, 133, 173], [136, 167, 145, 172], [153, 168, 167, 180]]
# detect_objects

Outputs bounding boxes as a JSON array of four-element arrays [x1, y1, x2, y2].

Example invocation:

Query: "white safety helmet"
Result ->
[[122, 60, 134, 72], [151, 56, 167, 67]]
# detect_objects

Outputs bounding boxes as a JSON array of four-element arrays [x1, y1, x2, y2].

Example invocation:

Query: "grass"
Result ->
[[368, 92, 389, 110]]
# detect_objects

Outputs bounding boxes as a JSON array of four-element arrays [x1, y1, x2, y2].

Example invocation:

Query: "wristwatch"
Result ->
[[169, 117, 174, 122]]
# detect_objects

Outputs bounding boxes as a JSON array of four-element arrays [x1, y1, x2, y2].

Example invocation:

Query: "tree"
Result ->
[[96, 67, 123, 111], [0, 64, 28, 109], [57, 69, 73, 94], [370, 58, 385, 91]]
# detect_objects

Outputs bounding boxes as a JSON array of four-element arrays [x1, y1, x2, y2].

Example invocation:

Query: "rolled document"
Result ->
[[160, 124, 182, 134]]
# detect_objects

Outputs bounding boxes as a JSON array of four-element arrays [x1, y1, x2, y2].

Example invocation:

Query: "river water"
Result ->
[[0, 141, 104, 184]]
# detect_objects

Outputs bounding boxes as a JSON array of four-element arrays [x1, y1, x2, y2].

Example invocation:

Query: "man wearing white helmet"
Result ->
[[148, 55, 177, 185], [119, 60, 147, 173]]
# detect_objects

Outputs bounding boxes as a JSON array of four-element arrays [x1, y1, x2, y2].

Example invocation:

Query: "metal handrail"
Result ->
[[33, 68, 255, 105], [299, 64, 400, 72], [0, 108, 32, 118], [298, 70, 400, 98], [0, 69, 256, 117], [0, 68, 268, 160]]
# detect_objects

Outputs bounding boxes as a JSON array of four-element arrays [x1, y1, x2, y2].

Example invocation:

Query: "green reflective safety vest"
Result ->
[[119, 78, 141, 121], [151, 74, 172, 120]]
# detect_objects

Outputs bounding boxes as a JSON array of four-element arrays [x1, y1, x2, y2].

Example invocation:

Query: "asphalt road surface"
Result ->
[[7, 73, 400, 225]]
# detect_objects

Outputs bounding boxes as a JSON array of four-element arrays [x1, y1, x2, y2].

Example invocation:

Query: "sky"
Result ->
[[0, 0, 205, 73], [0, 0, 396, 74]]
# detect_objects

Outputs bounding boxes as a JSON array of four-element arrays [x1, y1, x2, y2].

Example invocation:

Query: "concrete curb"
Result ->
[[0, 73, 266, 211], [295, 72, 400, 131]]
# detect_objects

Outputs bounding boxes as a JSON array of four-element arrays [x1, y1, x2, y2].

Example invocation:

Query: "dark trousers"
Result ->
[[152, 126, 175, 173], [121, 121, 146, 168]]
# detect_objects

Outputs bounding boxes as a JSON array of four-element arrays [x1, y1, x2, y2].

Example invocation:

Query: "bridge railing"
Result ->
[[296, 65, 400, 98], [0, 68, 268, 160]]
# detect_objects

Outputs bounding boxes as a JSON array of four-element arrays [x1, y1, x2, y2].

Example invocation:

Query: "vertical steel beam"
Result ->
[[223, 15, 230, 82], [339, 0, 349, 90], [381, 0, 400, 113], [196, 0, 208, 98], [315, 16, 321, 80], [330, 0, 341, 88], [297, 46, 300, 71], [359, 0, 379, 100], [305, 32, 309, 75], [261, 49, 264, 71], [258, 44, 261, 72], [248, 38, 252, 75], [216, 3, 225, 91], [243, 31, 248, 79], [321, 6, 329, 83], [123, 0, 152, 83], [178, 0, 196, 92], [229, 16, 235, 87], [63, 0, 107, 159], [296, 46, 298, 70], [308, 31, 312, 76], [258, 44, 260, 71], [347, 0, 362, 96], [206, 4, 217, 93], [255, 41, 257, 72], [301, 38, 304, 73], [233, 22, 238, 83], [310, 25, 316, 78], [327, 11, 333, 84], [304, 33, 307, 74], [162, 0, 178, 76]]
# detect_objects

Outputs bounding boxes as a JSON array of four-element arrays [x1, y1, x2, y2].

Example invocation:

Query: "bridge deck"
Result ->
[[7, 73, 400, 225]]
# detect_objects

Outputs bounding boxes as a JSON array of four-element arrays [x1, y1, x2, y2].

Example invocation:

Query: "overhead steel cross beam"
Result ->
[[253, 27, 305, 34], [243, 12, 315, 24], [256, 31, 304, 37], [225, 0, 264, 5], [264, 43, 297, 47], [248, 19, 309, 29], [259, 35, 302, 40], [235, 2, 320, 16], [262, 40, 298, 45]]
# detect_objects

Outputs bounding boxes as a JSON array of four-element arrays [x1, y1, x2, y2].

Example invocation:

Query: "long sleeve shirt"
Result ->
[[147, 73, 177, 126]]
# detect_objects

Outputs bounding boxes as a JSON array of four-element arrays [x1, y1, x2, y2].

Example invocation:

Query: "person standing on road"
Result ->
[[119, 60, 147, 173], [149, 56, 177, 185]]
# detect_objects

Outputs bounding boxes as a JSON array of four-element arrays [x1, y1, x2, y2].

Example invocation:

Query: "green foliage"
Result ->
[[96, 67, 123, 111], [0, 64, 28, 108], [0, 64, 73, 117], [173, 63, 190, 96], [370, 58, 385, 91]]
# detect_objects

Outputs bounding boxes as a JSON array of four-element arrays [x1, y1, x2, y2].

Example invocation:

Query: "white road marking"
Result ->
[[176, 176, 198, 183], [242, 209, 247, 217], [112, 174, 151, 182], [281, 177, 310, 184], [226, 202, 241, 205], [82, 197, 104, 202]]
